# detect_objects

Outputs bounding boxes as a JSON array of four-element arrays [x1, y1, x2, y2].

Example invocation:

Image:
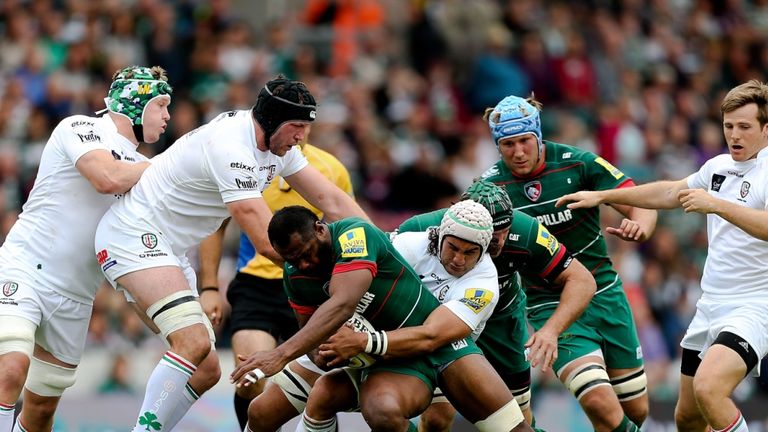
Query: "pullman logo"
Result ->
[[141, 233, 158, 249]]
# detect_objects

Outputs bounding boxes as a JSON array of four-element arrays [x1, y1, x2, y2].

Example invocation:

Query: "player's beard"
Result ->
[[307, 239, 335, 277]]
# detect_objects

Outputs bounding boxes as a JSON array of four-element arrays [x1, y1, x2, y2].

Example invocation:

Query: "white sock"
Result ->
[[10, 417, 27, 432], [713, 411, 749, 432], [300, 411, 337, 432], [132, 351, 196, 432], [0, 402, 14, 432], [163, 383, 200, 429]]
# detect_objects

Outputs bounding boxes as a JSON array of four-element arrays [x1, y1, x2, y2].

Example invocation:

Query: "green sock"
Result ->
[[407, 420, 418, 432], [610, 415, 640, 432]]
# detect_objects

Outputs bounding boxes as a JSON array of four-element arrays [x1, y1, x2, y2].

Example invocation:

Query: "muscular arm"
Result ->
[[285, 164, 369, 222], [226, 198, 283, 266], [538, 258, 595, 338], [75, 149, 150, 194]]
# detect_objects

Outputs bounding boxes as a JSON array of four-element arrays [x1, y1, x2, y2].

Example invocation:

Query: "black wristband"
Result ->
[[200, 286, 219, 293]]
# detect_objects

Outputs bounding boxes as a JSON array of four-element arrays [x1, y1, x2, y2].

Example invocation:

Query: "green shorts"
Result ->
[[477, 292, 530, 386], [527, 285, 643, 374], [363, 336, 482, 393]]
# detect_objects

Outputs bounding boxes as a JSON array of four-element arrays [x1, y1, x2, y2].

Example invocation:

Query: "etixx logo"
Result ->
[[141, 233, 158, 249]]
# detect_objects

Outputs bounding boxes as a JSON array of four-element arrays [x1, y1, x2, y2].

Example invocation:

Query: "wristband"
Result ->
[[200, 286, 219, 293], [364, 331, 388, 356]]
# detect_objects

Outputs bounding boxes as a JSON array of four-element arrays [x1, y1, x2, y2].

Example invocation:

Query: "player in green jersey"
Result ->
[[481, 94, 658, 432], [230, 206, 533, 432], [398, 180, 596, 431]]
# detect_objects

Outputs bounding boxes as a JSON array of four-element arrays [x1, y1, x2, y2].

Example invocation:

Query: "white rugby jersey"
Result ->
[[0, 115, 146, 304], [392, 231, 499, 339], [107, 109, 308, 256], [687, 147, 768, 301]]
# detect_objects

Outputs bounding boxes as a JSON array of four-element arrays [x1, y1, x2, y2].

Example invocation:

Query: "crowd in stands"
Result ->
[[1, 0, 768, 401]]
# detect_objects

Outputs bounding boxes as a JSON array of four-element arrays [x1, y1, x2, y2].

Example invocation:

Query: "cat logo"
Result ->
[[339, 228, 368, 258], [459, 288, 494, 313], [524, 181, 542, 202]]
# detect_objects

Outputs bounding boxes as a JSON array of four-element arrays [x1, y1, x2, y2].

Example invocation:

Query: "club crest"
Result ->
[[524, 181, 542, 202], [741, 181, 751, 198], [2, 282, 18, 297], [141, 233, 158, 249]]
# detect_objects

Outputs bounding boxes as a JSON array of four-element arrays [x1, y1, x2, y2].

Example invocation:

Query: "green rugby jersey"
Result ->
[[284, 217, 441, 330], [398, 209, 572, 309], [482, 141, 633, 304]]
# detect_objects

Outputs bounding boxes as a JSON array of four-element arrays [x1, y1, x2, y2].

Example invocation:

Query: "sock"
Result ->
[[300, 411, 337, 432], [11, 418, 26, 432], [234, 392, 252, 431], [611, 415, 640, 432], [163, 383, 199, 429], [0, 402, 14, 432], [713, 411, 749, 432], [132, 351, 196, 432], [407, 420, 418, 432]]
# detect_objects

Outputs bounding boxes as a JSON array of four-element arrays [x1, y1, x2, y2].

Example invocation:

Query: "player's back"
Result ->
[[0, 115, 145, 302]]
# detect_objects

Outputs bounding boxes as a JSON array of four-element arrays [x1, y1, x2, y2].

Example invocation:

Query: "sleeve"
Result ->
[[580, 150, 634, 192], [332, 223, 381, 277], [56, 118, 111, 165], [524, 221, 573, 286], [687, 158, 714, 189], [442, 261, 499, 331], [283, 268, 319, 316], [278, 146, 310, 178], [203, 139, 263, 204]]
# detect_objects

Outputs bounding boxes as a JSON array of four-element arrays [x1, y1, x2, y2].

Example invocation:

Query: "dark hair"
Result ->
[[426, 226, 439, 256], [268, 205, 318, 250]]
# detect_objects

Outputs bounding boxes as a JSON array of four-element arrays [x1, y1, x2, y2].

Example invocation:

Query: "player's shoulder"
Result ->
[[545, 141, 592, 163], [392, 230, 429, 249], [480, 160, 506, 181]]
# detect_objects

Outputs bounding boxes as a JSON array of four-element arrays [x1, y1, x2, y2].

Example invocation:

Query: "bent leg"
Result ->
[[693, 343, 749, 430], [15, 344, 76, 432], [247, 360, 322, 432], [608, 366, 648, 426], [360, 371, 432, 432], [559, 355, 637, 432], [418, 399, 456, 432], [438, 354, 531, 432], [233, 329, 278, 428]]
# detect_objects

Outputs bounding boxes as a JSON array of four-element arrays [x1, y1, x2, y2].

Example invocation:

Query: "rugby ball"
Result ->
[[345, 312, 378, 369]]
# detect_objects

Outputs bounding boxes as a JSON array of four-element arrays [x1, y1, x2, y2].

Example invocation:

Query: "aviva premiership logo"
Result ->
[[339, 227, 368, 258], [2, 282, 18, 297], [141, 233, 158, 249], [459, 288, 494, 314]]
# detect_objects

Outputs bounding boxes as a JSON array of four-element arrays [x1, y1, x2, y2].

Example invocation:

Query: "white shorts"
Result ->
[[681, 296, 768, 376], [95, 211, 196, 292], [0, 265, 91, 365]]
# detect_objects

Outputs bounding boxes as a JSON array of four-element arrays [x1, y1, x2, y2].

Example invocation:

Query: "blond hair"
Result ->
[[721, 80, 768, 126]]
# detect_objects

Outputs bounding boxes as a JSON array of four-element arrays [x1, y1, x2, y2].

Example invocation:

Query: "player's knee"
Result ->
[[360, 392, 406, 430], [562, 362, 612, 402], [611, 367, 648, 424], [271, 364, 314, 412], [0, 353, 30, 392], [25, 357, 76, 397], [0, 316, 35, 359], [674, 403, 705, 430], [419, 403, 455, 432], [20, 393, 60, 421], [191, 353, 221, 393], [149, 292, 211, 361], [474, 399, 525, 432]]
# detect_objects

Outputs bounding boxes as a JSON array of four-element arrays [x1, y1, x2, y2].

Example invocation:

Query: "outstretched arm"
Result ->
[[556, 179, 689, 211], [285, 164, 369, 222], [526, 258, 595, 373], [230, 268, 370, 385]]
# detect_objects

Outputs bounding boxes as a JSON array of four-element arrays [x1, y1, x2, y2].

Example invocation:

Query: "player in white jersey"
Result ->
[[0, 66, 171, 432], [243, 200, 502, 432], [94, 75, 367, 431], [558, 80, 768, 432]]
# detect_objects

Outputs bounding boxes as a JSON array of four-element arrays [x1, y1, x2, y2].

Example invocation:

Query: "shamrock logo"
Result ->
[[139, 411, 162, 431]]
